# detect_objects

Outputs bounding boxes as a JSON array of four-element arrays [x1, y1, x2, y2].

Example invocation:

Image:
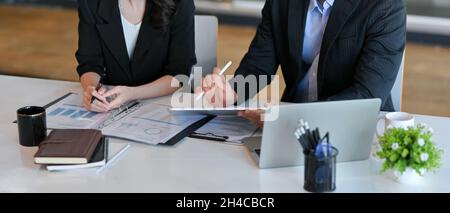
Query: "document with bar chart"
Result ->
[[45, 93, 111, 129]]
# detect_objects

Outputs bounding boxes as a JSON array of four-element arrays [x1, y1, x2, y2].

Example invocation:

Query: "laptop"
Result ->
[[243, 99, 381, 169]]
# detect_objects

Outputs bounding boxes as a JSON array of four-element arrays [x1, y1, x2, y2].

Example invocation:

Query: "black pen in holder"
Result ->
[[295, 119, 338, 193], [303, 147, 338, 193]]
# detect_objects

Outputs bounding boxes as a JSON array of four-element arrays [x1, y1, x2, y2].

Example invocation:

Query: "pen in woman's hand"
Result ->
[[90, 83, 103, 104]]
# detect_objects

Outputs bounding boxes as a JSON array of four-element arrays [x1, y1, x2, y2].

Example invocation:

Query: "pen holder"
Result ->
[[303, 147, 338, 193]]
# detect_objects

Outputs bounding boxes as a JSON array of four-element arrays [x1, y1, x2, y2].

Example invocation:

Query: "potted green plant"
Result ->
[[376, 124, 443, 183]]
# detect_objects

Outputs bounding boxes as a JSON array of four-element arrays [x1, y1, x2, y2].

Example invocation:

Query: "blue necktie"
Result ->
[[295, 5, 324, 103]]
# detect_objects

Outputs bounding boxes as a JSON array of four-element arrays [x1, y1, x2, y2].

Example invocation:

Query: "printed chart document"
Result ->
[[46, 93, 111, 129], [191, 116, 259, 144], [102, 103, 206, 145]]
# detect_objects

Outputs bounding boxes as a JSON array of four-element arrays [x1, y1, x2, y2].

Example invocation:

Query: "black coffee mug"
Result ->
[[17, 106, 47, 147]]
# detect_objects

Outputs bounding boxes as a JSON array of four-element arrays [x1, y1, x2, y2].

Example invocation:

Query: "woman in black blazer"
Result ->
[[76, 0, 196, 112]]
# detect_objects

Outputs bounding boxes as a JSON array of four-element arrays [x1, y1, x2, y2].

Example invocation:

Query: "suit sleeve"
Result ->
[[162, 0, 197, 77], [233, 0, 279, 100], [327, 0, 406, 106], [75, 0, 105, 78]]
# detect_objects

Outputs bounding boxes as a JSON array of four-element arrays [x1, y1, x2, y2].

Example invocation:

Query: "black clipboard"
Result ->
[[13, 93, 73, 124], [160, 115, 216, 146], [42, 92, 73, 109], [189, 132, 229, 142]]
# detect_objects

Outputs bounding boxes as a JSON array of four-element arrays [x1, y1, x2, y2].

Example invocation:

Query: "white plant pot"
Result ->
[[391, 168, 425, 185]]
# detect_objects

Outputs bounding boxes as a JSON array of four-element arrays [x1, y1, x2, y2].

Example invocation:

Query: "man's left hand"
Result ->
[[238, 109, 265, 128]]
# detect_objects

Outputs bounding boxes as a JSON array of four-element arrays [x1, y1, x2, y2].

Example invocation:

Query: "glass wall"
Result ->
[[2, 0, 450, 19], [197, 0, 450, 18], [407, 0, 450, 18]]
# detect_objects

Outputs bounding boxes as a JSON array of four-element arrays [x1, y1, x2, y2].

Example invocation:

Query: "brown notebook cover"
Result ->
[[34, 129, 103, 165]]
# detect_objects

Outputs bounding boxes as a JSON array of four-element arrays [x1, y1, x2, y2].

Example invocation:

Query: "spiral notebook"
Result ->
[[45, 93, 211, 145]]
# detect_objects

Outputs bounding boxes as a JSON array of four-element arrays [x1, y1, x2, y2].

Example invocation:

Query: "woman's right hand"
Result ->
[[82, 85, 110, 112], [80, 72, 110, 112]]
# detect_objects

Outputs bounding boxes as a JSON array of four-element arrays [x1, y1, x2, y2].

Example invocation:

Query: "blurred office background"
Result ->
[[0, 0, 449, 116]]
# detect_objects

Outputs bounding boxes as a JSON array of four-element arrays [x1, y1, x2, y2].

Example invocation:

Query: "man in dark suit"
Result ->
[[198, 0, 406, 126]]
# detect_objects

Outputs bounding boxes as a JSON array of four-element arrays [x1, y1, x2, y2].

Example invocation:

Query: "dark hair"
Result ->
[[151, 0, 179, 31]]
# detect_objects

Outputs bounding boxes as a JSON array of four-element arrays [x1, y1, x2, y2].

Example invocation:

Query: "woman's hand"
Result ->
[[82, 85, 110, 112], [80, 72, 110, 112], [102, 86, 136, 109]]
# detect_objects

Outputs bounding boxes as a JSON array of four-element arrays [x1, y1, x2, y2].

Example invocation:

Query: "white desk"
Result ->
[[0, 75, 449, 193]]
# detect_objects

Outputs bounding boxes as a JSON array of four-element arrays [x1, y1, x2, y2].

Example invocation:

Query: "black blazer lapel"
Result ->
[[318, 0, 359, 93], [285, 0, 310, 100], [96, 0, 132, 79]]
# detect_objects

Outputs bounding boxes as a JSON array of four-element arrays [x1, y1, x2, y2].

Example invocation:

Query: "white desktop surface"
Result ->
[[0, 75, 449, 193]]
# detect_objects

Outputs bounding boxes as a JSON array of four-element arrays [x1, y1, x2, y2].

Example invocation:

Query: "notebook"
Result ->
[[44, 93, 211, 145], [34, 129, 103, 165], [46, 137, 109, 171]]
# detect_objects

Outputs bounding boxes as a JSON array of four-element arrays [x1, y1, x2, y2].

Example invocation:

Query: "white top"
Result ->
[[1, 75, 450, 192], [120, 13, 142, 59]]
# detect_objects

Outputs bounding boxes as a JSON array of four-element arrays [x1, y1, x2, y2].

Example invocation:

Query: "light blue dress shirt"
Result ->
[[297, 0, 334, 102]]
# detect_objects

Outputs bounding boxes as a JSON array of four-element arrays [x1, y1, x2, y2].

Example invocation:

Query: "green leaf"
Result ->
[[401, 149, 409, 158], [390, 153, 399, 162]]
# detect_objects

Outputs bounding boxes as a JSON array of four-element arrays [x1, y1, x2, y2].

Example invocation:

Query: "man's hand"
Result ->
[[238, 109, 265, 128], [196, 67, 237, 107], [237, 102, 273, 128]]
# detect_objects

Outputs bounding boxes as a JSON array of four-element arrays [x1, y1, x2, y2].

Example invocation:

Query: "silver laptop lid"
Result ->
[[258, 99, 381, 169]]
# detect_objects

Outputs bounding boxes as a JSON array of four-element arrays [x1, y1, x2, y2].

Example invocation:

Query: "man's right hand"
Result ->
[[195, 67, 238, 107]]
